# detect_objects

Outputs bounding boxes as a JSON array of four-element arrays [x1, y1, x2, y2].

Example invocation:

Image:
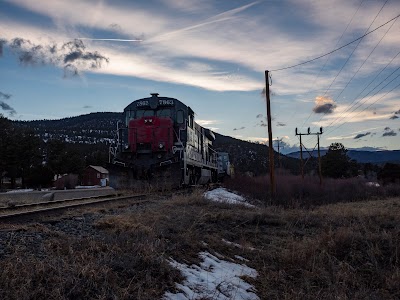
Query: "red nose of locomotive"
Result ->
[[128, 116, 173, 154]]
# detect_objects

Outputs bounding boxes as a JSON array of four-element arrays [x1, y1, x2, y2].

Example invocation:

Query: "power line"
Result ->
[[305, 15, 397, 139], [334, 16, 397, 104], [269, 13, 400, 72], [323, 57, 400, 131], [309, 68, 400, 142], [297, 0, 365, 128], [302, 4, 394, 144], [321, 0, 389, 97], [303, 0, 390, 134], [324, 73, 400, 137]]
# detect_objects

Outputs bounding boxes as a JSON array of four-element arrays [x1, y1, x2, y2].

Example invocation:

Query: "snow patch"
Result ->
[[222, 239, 256, 251], [5, 189, 34, 193], [204, 188, 254, 208], [75, 185, 101, 189], [164, 251, 259, 300], [235, 255, 249, 262]]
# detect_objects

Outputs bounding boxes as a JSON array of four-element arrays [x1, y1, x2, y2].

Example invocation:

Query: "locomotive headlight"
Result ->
[[124, 144, 129, 150], [159, 143, 164, 149]]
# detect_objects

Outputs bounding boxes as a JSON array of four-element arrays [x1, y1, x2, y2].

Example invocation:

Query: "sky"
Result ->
[[0, 0, 399, 153]]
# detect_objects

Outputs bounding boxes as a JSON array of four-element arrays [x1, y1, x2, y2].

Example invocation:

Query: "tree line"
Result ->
[[0, 113, 384, 190], [0, 115, 108, 190]]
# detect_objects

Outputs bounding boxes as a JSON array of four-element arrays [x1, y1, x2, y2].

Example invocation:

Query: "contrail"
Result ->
[[77, 1, 259, 44], [76, 38, 142, 42], [148, 0, 260, 42]]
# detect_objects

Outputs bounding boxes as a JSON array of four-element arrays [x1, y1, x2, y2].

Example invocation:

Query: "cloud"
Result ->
[[83, 105, 92, 109], [278, 140, 300, 155], [0, 91, 16, 116], [61, 39, 109, 77], [382, 130, 397, 137], [3, 37, 109, 77], [257, 120, 267, 127], [260, 87, 277, 99], [248, 137, 269, 143], [382, 127, 397, 137], [0, 102, 16, 116], [2, 0, 400, 95], [312, 96, 337, 114], [389, 109, 400, 119], [354, 132, 370, 139], [276, 122, 286, 127], [326, 126, 384, 141], [0, 39, 6, 56], [256, 114, 262, 118], [0, 92, 11, 100], [159, 0, 211, 13], [260, 88, 266, 98], [196, 119, 219, 126], [149, 1, 261, 43], [233, 126, 245, 131], [109, 23, 122, 31]]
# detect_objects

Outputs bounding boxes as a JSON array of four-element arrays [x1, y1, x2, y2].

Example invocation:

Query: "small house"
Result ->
[[82, 165, 109, 187]]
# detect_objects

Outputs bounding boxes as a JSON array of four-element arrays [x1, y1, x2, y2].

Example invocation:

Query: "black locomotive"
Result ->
[[109, 93, 219, 189]]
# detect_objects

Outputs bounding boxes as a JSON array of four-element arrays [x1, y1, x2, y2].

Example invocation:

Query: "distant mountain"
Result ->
[[286, 149, 400, 164], [12, 112, 300, 175]]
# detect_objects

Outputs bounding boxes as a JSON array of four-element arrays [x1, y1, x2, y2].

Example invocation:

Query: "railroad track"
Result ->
[[0, 193, 148, 220]]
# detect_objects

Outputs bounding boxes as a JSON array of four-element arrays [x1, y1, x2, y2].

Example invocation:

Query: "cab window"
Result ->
[[177, 110, 184, 124], [136, 110, 154, 118], [157, 109, 171, 118], [125, 111, 131, 124], [188, 114, 194, 128]]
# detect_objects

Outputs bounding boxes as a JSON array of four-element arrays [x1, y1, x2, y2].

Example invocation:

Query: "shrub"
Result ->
[[224, 173, 395, 207]]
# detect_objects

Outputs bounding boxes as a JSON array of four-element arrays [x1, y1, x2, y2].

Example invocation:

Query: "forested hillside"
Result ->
[[14, 112, 123, 145], [12, 112, 299, 176]]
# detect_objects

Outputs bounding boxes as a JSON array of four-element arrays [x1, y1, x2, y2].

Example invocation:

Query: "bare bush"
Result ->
[[224, 173, 400, 207]]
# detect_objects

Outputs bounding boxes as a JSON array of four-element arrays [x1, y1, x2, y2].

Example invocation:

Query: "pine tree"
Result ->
[[321, 143, 358, 178]]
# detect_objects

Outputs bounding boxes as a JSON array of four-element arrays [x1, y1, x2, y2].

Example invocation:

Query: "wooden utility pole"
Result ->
[[265, 70, 275, 198]]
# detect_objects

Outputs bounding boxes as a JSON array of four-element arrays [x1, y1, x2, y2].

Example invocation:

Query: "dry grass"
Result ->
[[224, 174, 400, 207], [0, 190, 399, 299]]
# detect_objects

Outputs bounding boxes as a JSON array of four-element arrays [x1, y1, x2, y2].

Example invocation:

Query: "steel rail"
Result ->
[[0, 193, 119, 210], [0, 194, 148, 220]]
